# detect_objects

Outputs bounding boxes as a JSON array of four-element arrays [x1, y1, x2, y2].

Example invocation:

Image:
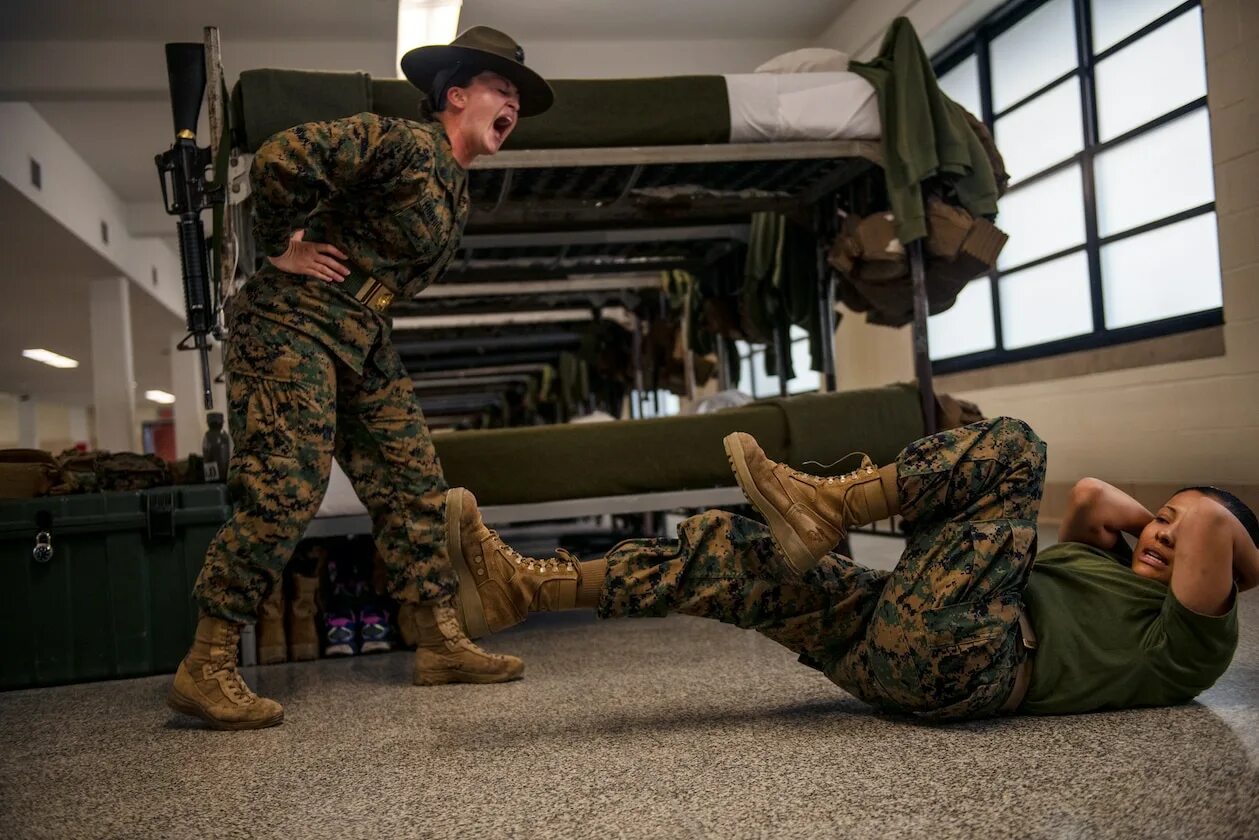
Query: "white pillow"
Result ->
[[755, 47, 850, 74]]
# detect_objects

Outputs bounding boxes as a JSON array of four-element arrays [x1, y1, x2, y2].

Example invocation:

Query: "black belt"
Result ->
[[341, 268, 395, 313]]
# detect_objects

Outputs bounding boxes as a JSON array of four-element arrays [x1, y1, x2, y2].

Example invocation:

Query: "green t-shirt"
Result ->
[[1020, 539, 1238, 715]]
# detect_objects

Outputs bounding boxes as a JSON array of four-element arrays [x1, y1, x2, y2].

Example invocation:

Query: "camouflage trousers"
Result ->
[[598, 417, 1047, 720], [194, 313, 452, 623]]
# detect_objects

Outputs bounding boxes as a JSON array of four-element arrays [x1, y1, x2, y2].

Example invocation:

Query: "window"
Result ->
[[928, 0, 1222, 373], [734, 326, 819, 399], [629, 388, 680, 419]]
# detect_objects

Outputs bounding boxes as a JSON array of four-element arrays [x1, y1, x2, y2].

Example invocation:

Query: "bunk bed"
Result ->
[[202, 25, 984, 536]]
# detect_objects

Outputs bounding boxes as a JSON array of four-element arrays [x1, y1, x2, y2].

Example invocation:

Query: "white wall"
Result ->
[[815, 0, 1005, 59], [525, 37, 809, 78], [0, 394, 83, 453]]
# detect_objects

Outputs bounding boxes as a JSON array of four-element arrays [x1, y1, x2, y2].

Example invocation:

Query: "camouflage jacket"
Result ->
[[234, 113, 470, 374]]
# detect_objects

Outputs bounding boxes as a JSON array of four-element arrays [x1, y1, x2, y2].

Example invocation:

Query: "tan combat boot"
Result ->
[[446, 487, 583, 638], [403, 601, 525, 686], [256, 583, 287, 665], [167, 616, 284, 730], [397, 603, 420, 647], [723, 431, 900, 578], [286, 572, 320, 661]]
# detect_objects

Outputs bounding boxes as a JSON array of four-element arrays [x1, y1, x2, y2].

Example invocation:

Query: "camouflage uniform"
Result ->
[[599, 417, 1046, 720], [194, 113, 470, 624]]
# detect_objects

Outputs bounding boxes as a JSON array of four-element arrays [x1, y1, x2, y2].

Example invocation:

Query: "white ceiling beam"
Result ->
[[0, 39, 396, 102], [0, 103, 183, 318], [126, 201, 180, 239]]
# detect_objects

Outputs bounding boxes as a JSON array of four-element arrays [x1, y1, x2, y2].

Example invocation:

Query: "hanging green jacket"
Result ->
[[849, 18, 1000, 244]]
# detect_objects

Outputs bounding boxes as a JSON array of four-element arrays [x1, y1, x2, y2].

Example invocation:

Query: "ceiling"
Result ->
[[1, 0, 850, 43], [0, 181, 179, 406], [0, 0, 398, 42]]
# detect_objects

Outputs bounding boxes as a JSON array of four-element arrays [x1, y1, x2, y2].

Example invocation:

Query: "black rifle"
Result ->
[[155, 42, 223, 409]]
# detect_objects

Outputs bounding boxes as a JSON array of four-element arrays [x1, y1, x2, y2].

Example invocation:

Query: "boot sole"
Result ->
[[447, 489, 491, 640], [723, 433, 814, 578], [165, 689, 284, 731], [288, 643, 319, 662], [414, 669, 523, 686]]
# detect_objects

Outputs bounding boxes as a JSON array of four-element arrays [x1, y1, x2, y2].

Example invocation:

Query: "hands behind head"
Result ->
[[267, 229, 350, 283], [1186, 492, 1259, 592]]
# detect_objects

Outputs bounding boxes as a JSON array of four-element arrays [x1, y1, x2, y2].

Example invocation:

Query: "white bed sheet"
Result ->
[[317, 459, 368, 518], [725, 71, 880, 143]]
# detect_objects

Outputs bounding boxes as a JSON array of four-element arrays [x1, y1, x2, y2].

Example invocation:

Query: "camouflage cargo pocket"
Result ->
[[225, 326, 335, 459], [919, 598, 1018, 705]]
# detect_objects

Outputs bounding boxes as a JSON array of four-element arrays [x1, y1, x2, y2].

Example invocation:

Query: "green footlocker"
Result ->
[[0, 486, 229, 690]]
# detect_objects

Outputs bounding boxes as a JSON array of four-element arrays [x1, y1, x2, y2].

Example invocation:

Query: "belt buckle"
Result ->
[[372, 291, 394, 311]]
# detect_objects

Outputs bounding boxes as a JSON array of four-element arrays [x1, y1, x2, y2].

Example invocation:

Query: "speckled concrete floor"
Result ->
[[1, 533, 1256, 840]]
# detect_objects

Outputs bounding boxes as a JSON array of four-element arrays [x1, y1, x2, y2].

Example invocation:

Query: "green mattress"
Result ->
[[234, 70, 731, 153], [431, 384, 923, 506]]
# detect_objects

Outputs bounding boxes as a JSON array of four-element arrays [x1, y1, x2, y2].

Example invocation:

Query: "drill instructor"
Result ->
[[167, 27, 552, 730]]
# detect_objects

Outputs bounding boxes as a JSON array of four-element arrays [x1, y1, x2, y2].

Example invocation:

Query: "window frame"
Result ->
[[930, 0, 1222, 375], [735, 328, 818, 399]]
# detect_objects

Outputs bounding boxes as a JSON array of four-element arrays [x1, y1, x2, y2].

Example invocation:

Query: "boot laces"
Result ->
[[222, 670, 256, 705], [489, 529, 573, 574], [209, 626, 257, 705], [802, 452, 874, 486]]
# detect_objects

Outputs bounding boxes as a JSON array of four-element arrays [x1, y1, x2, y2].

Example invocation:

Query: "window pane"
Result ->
[[661, 391, 680, 417], [1101, 212, 1222, 329], [788, 339, 818, 393], [997, 165, 1086, 269], [991, 0, 1077, 113], [999, 252, 1093, 349], [738, 348, 753, 394], [758, 351, 781, 398], [1096, 8, 1206, 142], [1095, 109, 1214, 237], [995, 77, 1083, 183], [1092, 0, 1188, 53], [938, 54, 982, 117], [929, 278, 996, 360]]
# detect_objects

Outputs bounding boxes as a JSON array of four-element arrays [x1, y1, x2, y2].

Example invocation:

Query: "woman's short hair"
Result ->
[[430, 62, 483, 112], [1179, 486, 1259, 547]]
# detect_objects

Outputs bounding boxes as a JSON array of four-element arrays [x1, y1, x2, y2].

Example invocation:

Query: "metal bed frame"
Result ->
[[204, 28, 940, 538], [299, 140, 940, 539]]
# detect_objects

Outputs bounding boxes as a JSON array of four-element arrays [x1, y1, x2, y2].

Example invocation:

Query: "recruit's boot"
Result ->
[[403, 600, 524, 686], [398, 603, 420, 647], [446, 486, 583, 638], [286, 572, 320, 661], [256, 583, 287, 665], [167, 616, 284, 730], [723, 431, 900, 578]]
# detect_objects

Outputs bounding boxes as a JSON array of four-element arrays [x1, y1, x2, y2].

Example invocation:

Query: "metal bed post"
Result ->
[[908, 238, 937, 435], [716, 339, 732, 392], [630, 314, 644, 419], [815, 195, 839, 393], [774, 325, 790, 397]]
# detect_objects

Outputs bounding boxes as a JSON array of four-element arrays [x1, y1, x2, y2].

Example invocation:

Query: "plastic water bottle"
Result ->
[[202, 412, 231, 482]]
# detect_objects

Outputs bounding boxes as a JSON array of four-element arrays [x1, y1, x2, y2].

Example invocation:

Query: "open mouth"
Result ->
[[491, 114, 515, 143], [1139, 548, 1169, 569]]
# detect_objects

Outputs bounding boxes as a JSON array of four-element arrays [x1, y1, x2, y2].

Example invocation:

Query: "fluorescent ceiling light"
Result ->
[[396, 0, 463, 79], [145, 390, 176, 404], [22, 348, 79, 369]]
